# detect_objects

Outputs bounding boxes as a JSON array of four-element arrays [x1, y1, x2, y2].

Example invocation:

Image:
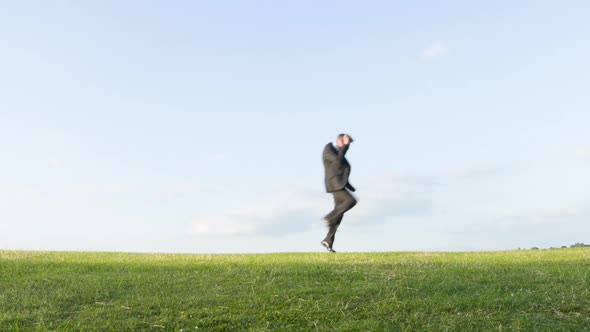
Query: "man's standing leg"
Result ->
[[324, 215, 343, 249], [322, 189, 356, 251]]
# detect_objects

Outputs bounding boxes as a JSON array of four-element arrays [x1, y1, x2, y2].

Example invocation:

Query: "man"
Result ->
[[321, 133, 357, 253]]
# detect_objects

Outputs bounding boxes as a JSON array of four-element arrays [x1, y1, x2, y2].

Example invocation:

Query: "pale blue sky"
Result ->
[[1, 1, 589, 253]]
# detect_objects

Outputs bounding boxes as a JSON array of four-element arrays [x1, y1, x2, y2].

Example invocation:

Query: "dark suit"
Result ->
[[322, 143, 357, 248]]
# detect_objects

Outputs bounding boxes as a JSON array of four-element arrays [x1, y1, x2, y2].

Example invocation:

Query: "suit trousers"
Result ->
[[324, 189, 357, 247]]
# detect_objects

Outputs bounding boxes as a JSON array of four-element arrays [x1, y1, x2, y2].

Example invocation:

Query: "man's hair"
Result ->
[[337, 133, 354, 142]]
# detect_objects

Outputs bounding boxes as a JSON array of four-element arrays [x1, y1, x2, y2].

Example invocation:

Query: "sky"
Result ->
[[1, 1, 589, 253]]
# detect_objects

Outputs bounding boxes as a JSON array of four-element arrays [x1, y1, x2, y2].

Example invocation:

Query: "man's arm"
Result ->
[[345, 183, 356, 192], [323, 143, 350, 163]]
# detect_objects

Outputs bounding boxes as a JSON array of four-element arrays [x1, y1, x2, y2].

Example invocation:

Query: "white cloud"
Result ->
[[442, 206, 590, 249], [190, 179, 436, 237], [576, 146, 590, 160], [190, 190, 325, 237], [420, 42, 450, 60], [48, 157, 62, 169], [209, 153, 228, 162], [189, 166, 505, 238]]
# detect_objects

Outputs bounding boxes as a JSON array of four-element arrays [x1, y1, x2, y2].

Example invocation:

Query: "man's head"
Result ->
[[336, 133, 353, 148]]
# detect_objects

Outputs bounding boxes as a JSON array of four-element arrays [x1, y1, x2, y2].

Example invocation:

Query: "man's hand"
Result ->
[[342, 134, 351, 145]]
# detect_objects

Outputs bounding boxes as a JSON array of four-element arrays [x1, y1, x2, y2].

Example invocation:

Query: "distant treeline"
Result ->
[[527, 243, 590, 250]]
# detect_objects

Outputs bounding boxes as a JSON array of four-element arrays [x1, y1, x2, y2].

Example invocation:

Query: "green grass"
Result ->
[[1, 249, 589, 331]]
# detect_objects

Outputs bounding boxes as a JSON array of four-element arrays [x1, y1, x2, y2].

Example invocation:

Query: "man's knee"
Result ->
[[346, 196, 357, 209]]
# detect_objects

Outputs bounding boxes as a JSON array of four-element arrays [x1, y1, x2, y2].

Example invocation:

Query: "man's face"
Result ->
[[335, 137, 344, 148]]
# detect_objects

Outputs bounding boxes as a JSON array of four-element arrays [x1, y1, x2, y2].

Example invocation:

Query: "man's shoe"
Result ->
[[321, 241, 336, 253]]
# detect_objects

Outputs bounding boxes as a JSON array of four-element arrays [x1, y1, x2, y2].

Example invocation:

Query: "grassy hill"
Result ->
[[1, 249, 589, 331]]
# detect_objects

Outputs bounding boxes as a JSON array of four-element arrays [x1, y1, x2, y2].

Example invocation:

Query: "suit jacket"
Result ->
[[323, 143, 356, 193]]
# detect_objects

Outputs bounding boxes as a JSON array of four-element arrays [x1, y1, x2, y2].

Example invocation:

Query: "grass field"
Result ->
[[1, 249, 589, 331]]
